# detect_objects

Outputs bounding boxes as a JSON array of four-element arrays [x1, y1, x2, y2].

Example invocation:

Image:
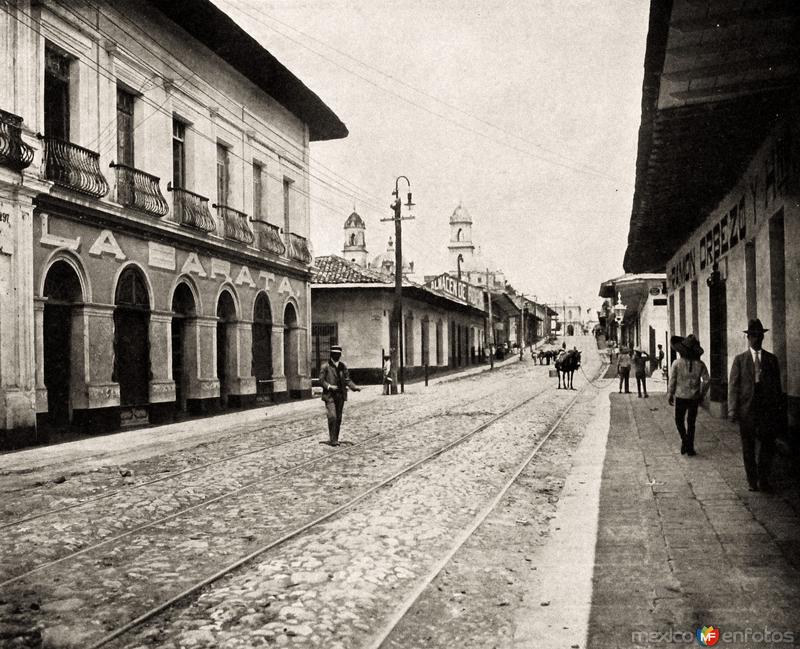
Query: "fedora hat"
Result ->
[[671, 334, 704, 358], [743, 318, 769, 335]]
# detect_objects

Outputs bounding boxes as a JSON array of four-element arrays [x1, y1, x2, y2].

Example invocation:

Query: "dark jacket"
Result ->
[[319, 359, 359, 402], [728, 348, 782, 421]]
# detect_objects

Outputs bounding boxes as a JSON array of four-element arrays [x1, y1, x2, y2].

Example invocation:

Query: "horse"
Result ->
[[555, 349, 581, 390]]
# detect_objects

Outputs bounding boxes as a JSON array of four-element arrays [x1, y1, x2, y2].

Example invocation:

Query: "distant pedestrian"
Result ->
[[633, 348, 650, 398], [617, 346, 631, 394], [667, 334, 709, 456], [656, 344, 665, 370], [728, 319, 783, 492], [382, 353, 393, 395], [319, 345, 361, 446]]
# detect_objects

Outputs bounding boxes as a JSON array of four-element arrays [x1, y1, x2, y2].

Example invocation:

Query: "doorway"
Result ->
[[283, 302, 299, 395], [707, 267, 727, 403], [252, 293, 273, 397], [42, 261, 83, 427], [217, 291, 237, 407], [114, 268, 150, 424], [171, 283, 196, 412]]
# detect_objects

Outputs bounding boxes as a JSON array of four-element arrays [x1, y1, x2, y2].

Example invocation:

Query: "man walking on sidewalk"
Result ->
[[319, 345, 361, 446], [728, 319, 783, 492], [667, 334, 709, 456]]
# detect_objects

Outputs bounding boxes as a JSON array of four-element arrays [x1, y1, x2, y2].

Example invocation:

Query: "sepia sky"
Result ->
[[216, 0, 651, 315]]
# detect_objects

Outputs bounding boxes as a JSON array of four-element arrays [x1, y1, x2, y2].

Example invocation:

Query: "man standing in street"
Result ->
[[319, 345, 361, 446], [728, 319, 783, 492]]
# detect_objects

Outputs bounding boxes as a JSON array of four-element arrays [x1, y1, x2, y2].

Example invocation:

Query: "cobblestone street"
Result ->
[[0, 337, 606, 649]]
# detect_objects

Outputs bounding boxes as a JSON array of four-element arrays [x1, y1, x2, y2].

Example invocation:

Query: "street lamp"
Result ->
[[613, 291, 627, 347], [381, 176, 415, 394]]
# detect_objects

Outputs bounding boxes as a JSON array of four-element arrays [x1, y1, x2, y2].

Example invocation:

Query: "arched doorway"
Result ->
[[217, 290, 237, 407], [567, 324, 575, 336], [171, 283, 196, 412], [252, 293, 273, 397], [283, 302, 299, 395], [114, 267, 151, 421], [42, 260, 83, 426]]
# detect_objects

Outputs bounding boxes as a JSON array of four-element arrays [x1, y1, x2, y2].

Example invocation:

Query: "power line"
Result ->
[[2, 2, 392, 224], [226, 0, 630, 185], [222, 0, 630, 185]]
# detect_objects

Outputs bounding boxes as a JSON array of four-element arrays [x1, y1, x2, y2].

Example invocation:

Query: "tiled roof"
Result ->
[[312, 255, 392, 284]]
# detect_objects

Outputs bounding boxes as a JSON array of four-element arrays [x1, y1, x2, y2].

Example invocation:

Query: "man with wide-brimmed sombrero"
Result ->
[[667, 334, 710, 456], [728, 319, 783, 492]]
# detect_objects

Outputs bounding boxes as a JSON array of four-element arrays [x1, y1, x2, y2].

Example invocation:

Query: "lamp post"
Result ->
[[381, 176, 415, 394], [613, 291, 627, 347]]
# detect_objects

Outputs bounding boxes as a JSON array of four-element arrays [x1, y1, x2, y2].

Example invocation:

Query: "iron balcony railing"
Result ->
[[255, 221, 286, 256], [167, 183, 216, 233], [111, 162, 169, 217], [214, 203, 254, 245], [0, 109, 34, 171], [288, 232, 312, 264], [40, 135, 109, 198]]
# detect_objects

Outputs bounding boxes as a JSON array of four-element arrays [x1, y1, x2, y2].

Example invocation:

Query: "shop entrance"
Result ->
[[283, 302, 299, 395], [171, 283, 196, 412], [114, 268, 151, 424], [217, 291, 237, 408], [42, 261, 83, 427], [252, 293, 273, 397], [707, 267, 727, 403]]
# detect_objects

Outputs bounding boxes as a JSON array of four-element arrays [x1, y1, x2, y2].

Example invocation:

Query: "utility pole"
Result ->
[[519, 293, 525, 360], [381, 176, 414, 394], [487, 267, 494, 369]]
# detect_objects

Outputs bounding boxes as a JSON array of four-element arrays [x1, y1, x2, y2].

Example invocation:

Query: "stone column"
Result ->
[[191, 315, 220, 404], [82, 304, 119, 411], [271, 323, 287, 395], [33, 299, 47, 415], [228, 320, 256, 401], [148, 311, 176, 417]]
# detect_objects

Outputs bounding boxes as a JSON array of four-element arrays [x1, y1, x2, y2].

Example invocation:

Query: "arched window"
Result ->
[[350, 233, 357, 246], [457, 228, 463, 242]]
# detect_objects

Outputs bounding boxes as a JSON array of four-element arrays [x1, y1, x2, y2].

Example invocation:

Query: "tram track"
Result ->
[[0, 374, 539, 588], [0, 385, 520, 587], [1, 367, 521, 532], [88, 383, 558, 649]]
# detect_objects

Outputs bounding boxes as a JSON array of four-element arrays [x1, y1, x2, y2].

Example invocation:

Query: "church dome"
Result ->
[[369, 236, 413, 276], [449, 203, 472, 224], [344, 211, 365, 229]]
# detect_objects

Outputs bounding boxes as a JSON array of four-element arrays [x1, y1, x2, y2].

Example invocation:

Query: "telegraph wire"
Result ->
[[225, 0, 630, 185], [2, 2, 393, 225]]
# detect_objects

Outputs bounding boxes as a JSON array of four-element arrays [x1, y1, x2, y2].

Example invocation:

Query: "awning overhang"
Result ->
[[623, 0, 799, 273]]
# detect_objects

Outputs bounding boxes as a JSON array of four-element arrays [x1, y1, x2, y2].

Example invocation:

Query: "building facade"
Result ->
[[624, 1, 799, 429], [0, 0, 346, 447], [599, 274, 668, 361], [312, 257, 486, 383]]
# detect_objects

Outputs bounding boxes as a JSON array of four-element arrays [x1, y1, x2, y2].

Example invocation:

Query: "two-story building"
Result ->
[[0, 0, 347, 448]]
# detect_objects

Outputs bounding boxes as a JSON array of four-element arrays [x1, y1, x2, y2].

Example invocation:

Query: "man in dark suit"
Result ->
[[319, 345, 361, 446], [728, 319, 783, 492]]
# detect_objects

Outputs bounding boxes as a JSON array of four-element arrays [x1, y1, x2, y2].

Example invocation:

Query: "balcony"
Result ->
[[168, 183, 216, 233], [40, 136, 109, 198], [214, 204, 254, 245], [0, 109, 34, 171], [256, 222, 286, 256], [288, 233, 312, 264], [111, 163, 169, 217]]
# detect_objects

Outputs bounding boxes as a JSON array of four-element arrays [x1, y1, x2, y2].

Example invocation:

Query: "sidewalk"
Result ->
[[587, 392, 800, 648]]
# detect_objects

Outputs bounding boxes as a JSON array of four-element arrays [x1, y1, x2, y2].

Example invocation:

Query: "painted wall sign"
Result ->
[[425, 272, 484, 310], [39, 216, 299, 297], [666, 130, 793, 292]]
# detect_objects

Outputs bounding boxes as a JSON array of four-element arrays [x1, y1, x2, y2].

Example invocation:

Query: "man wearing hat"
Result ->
[[667, 334, 710, 456], [319, 345, 361, 446], [728, 319, 783, 492]]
